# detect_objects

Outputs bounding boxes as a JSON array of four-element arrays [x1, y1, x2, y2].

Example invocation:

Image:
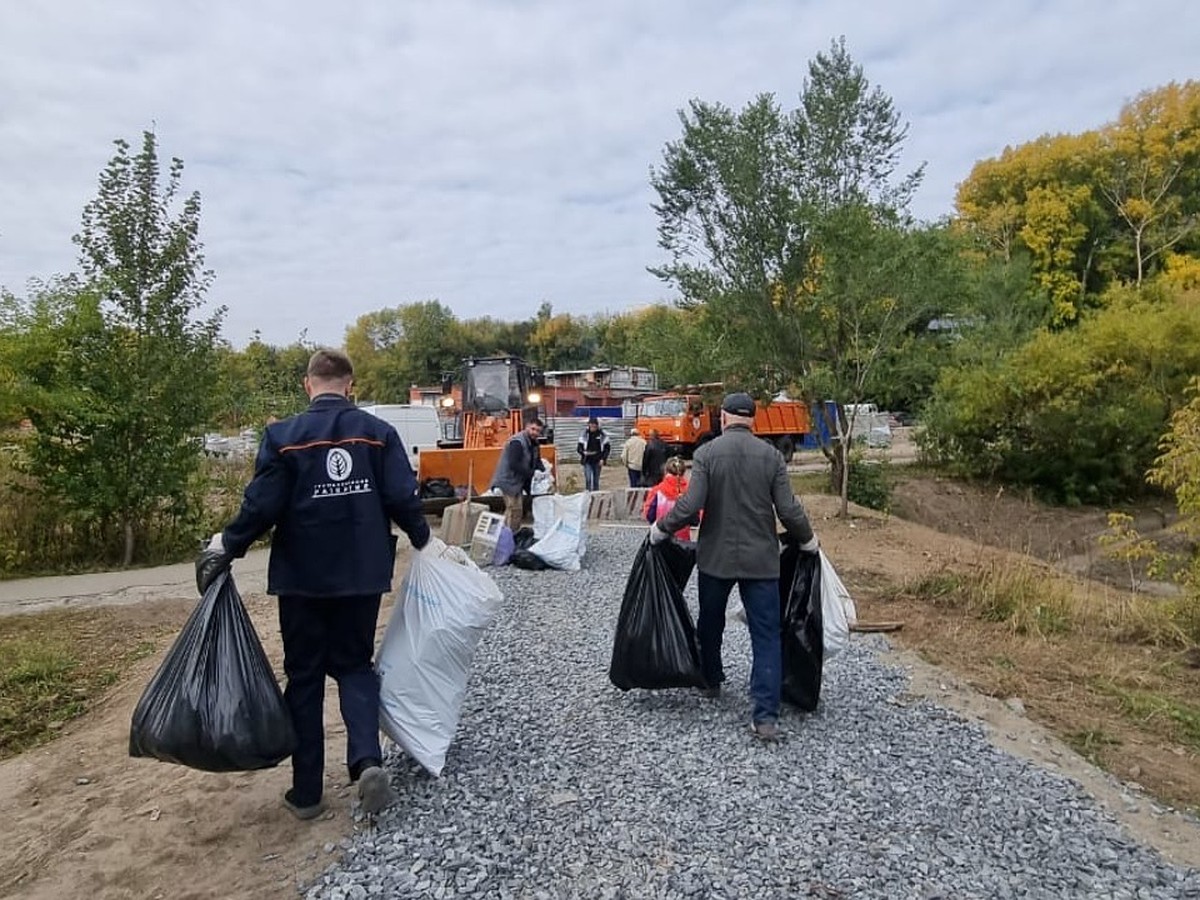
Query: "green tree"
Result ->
[[456, 315, 533, 360], [921, 287, 1200, 503], [0, 290, 27, 427], [650, 38, 938, 511], [24, 132, 223, 565], [212, 332, 310, 429], [343, 301, 462, 400], [527, 312, 594, 370], [1149, 376, 1200, 626]]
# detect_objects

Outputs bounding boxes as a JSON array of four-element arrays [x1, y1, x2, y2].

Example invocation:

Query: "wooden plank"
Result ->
[[849, 622, 904, 633]]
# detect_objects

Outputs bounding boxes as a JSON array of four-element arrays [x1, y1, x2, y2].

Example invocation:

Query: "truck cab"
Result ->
[[636, 393, 716, 456], [636, 391, 812, 460]]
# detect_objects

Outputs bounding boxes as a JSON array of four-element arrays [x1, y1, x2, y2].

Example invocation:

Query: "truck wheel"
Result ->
[[775, 435, 795, 462]]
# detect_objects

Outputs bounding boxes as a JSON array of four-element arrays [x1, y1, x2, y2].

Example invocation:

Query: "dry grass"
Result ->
[[0, 441, 255, 578], [901, 556, 1199, 647], [0, 609, 170, 758], [870, 558, 1200, 811], [900, 560, 1075, 637]]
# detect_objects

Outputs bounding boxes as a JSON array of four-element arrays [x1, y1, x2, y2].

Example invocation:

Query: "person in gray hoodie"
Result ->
[[489, 418, 546, 532], [651, 392, 817, 741]]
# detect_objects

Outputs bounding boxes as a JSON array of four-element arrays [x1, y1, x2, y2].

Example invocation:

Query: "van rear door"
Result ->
[[359, 404, 442, 461]]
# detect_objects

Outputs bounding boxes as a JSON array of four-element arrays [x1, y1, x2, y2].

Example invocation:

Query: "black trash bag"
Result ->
[[510, 547, 548, 570], [512, 526, 537, 551], [421, 477, 456, 499], [609, 537, 705, 691], [659, 538, 696, 592], [778, 536, 824, 711], [129, 571, 296, 771]]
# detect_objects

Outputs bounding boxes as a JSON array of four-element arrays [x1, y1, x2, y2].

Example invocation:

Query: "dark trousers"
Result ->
[[696, 574, 782, 724], [278, 594, 383, 806], [627, 469, 642, 488]]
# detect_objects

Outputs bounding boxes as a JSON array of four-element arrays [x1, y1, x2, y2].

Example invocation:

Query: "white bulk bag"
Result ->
[[377, 544, 503, 776], [530, 462, 555, 496], [819, 550, 856, 658], [529, 492, 588, 571]]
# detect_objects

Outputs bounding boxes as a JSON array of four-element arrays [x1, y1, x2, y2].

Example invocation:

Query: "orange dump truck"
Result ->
[[635, 393, 811, 461]]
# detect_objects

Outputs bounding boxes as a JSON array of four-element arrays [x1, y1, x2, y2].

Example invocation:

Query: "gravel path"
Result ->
[[306, 528, 1200, 900]]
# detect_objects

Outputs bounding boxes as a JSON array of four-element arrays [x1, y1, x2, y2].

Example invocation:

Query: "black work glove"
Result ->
[[195, 533, 232, 594]]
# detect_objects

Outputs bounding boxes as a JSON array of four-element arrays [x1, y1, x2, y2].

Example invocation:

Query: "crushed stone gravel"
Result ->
[[305, 527, 1200, 899]]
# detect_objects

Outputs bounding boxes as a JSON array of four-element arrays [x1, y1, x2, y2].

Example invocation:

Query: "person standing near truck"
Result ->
[[577, 416, 611, 491], [620, 426, 647, 487], [642, 429, 667, 487], [649, 392, 818, 742]]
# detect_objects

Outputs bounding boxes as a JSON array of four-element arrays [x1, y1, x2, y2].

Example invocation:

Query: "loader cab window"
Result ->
[[466, 360, 526, 413]]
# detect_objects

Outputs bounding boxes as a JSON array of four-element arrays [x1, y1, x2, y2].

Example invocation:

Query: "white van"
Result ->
[[358, 404, 442, 463]]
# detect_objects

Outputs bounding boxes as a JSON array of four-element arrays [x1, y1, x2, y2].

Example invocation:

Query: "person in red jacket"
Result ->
[[642, 457, 695, 539]]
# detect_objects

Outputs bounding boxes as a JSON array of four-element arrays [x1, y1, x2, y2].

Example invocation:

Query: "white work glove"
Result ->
[[417, 536, 447, 557], [799, 535, 819, 554], [648, 524, 670, 546]]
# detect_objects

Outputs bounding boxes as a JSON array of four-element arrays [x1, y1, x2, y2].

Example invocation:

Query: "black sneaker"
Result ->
[[696, 685, 721, 699], [283, 789, 326, 821]]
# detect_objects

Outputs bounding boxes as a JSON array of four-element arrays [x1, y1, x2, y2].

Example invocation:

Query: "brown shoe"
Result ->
[[750, 720, 780, 742]]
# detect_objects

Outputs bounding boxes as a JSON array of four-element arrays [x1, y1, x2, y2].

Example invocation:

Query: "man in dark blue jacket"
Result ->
[[196, 349, 431, 820], [489, 417, 546, 532]]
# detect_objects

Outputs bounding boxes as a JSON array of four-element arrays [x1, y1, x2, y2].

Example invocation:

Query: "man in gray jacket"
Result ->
[[651, 392, 817, 741], [489, 418, 546, 532]]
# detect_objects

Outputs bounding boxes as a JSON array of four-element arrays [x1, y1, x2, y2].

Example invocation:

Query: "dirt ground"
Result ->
[[2, 466, 1200, 899]]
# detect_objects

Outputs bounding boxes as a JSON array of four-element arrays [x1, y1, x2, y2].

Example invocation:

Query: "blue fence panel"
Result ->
[[808, 401, 839, 448], [573, 405, 624, 419]]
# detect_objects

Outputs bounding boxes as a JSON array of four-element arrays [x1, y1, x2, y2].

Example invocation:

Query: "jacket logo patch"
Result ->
[[326, 448, 353, 481], [313, 478, 372, 499]]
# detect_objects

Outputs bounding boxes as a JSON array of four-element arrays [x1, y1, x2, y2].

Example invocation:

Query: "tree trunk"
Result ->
[[1135, 227, 1145, 286], [122, 520, 135, 567], [817, 400, 851, 516], [838, 441, 850, 517]]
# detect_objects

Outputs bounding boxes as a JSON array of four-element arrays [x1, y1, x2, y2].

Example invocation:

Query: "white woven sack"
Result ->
[[529, 492, 588, 570], [818, 550, 856, 658], [377, 545, 503, 776]]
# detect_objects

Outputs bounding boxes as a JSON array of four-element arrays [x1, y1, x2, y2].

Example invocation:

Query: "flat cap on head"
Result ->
[[721, 392, 755, 417]]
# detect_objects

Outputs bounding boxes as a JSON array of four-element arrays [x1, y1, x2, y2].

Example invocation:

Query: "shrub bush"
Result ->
[[847, 455, 892, 512], [920, 288, 1200, 504]]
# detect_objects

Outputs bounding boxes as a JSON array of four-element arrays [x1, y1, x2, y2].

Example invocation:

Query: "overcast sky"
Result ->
[[1, 1, 1197, 347]]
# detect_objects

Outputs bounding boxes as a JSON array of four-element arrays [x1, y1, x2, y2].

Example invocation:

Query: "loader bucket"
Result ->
[[418, 445, 557, 498]]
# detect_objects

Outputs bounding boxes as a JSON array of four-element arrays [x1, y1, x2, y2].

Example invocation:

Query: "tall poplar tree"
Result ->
[[25, 131, 223, 565]]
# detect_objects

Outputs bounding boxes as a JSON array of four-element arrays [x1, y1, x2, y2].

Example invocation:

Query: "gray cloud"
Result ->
[[1, 0, 1197, 346]]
